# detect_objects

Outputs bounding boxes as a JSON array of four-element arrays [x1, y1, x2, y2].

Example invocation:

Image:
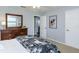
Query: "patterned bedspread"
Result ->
[[17, 36, 60, 53]]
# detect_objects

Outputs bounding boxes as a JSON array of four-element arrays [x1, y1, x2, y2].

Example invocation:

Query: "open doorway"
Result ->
[[34, 16, 40, 37]]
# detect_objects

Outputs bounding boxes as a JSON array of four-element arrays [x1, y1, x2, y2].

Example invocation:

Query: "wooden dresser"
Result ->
[[0, 28, 28, 40]]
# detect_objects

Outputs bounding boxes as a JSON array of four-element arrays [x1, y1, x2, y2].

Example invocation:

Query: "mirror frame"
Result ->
[[6, 13, 23, 29]]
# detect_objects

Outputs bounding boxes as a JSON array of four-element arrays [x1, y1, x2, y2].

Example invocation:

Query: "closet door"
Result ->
[[65, 9, 79, 48]]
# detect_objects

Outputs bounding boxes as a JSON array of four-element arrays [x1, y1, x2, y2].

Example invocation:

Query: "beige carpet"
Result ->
[[47, 39, 79, 53], [54, 42, 79, 53]]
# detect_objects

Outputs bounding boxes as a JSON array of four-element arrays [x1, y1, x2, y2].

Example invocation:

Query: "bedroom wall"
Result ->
[[44, 9, 65, 43], [44, 6, 79, 43], [0, 6, 40, 35]]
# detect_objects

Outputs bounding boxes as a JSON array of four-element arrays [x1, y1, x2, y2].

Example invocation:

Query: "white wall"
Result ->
[[0, 6, 39, 35], [44, 9, 65, 42], [44, 7, 79, 43], [40, 16, 47, 39]]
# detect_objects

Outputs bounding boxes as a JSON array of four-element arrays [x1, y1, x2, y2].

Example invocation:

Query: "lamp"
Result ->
[[1, 21, 6, 25], [0, 21, 6, 30], [33, 6, 40, 8]]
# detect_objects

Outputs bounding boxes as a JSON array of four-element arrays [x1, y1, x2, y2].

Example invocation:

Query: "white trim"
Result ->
[[47, 37, 79, 50]]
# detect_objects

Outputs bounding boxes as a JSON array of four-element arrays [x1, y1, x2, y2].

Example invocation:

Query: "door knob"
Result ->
[[66, 29, 70, 31]]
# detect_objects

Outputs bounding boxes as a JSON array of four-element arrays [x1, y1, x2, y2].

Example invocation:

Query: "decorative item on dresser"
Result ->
[[0, 28, 28, 40]]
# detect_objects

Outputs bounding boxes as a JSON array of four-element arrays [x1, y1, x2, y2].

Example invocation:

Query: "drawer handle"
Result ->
[[9, 34, 11, 36], [21, 32, 23, 34]]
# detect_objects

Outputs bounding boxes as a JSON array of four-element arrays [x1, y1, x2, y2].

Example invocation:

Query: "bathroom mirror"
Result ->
[[6, 13, 23, 28]]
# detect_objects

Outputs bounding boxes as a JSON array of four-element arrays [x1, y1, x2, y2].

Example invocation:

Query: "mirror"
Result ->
[[6, 13, 23, 28]]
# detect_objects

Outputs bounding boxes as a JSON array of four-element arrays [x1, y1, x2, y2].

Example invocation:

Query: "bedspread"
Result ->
[[17, 36, 60, 53]]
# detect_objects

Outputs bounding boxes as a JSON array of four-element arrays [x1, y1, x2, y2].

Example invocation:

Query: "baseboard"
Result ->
[[47, 37, 79, 50]]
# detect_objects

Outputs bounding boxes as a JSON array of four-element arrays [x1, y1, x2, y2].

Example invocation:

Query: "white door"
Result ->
[[65, 9, 79, 48], [40, 16, 46, 39]]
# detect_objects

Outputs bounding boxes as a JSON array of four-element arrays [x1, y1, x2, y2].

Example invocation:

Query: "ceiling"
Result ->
[[20, 6, 79, 14], [20, 6, 64, 13]]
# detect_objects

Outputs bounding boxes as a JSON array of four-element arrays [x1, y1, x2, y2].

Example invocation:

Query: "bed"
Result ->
[[0, 36, 60, 53], [0, 39, 29, 53], [16, 36, 60, 53]]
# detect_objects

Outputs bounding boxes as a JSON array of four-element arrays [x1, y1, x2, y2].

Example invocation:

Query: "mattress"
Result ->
[[0, 39, 29, 53]]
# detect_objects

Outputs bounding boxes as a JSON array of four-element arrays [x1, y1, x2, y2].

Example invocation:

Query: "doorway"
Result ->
[[34, 16, 40, 37]]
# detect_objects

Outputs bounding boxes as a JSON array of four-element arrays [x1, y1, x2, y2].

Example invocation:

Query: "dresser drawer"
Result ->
[[1, 33, 12, 40], [1, 30, 11, 33], [0, 28, 28, 40], [19, 28, 27, 35]]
